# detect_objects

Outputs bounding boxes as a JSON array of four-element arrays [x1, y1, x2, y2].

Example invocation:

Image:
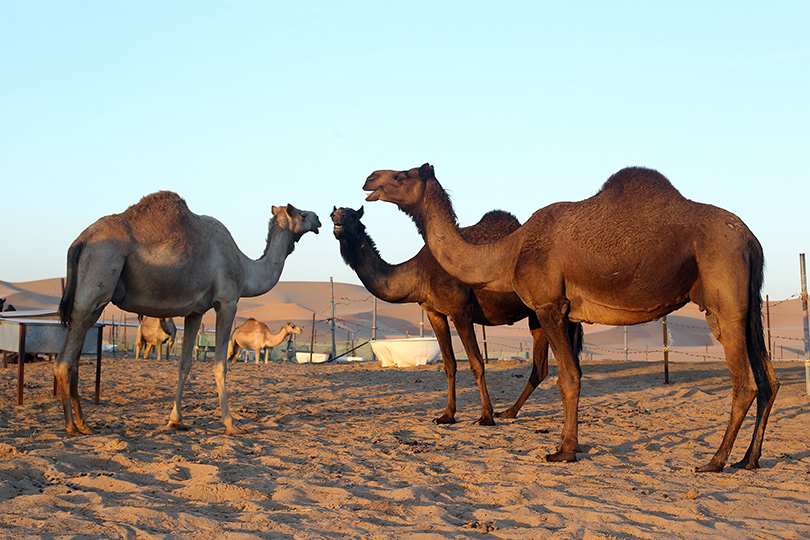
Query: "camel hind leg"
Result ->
[[55, 251, 124, 435], [731, 312, 780, 470], [55, 302, 107, 436], [450, 313, 495, 426], [499, 321, 582, 419], [696, 311, 760, 472], [498, 325, 549, 419], [168, 312, 202, 430]]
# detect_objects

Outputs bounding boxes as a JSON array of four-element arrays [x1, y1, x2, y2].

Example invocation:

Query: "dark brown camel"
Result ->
[[332, 206, 583, 425], [364, 163, 779, 472]]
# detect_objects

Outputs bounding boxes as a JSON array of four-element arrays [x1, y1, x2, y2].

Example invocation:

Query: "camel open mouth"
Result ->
[[364, 190, 380, 202]]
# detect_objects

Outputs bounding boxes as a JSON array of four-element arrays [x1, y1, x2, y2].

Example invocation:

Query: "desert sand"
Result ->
[[1, 278, 809, 539]]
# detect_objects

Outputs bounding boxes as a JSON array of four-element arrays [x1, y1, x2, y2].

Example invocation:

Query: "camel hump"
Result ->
[[123, 191, 192, 222], [462, 210, 521, 243], [598, 167, 685, 201], [117, 191, 196, 240]]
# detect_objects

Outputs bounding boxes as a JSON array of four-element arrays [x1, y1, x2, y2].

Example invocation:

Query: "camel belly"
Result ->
[[568, 298, 689, 326]]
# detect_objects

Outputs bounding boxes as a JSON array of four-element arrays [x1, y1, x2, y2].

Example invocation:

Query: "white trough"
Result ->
[[370, 337, 440, 368]]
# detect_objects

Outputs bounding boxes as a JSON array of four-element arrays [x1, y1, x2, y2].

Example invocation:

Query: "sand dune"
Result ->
[[1, 278, 805, 362]]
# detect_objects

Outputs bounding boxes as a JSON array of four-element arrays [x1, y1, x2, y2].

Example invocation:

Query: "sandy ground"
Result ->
[[1, 355, 808, 540]]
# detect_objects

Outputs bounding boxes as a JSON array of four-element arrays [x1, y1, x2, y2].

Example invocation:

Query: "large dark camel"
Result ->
[[364, 163, 779, 472], [57, 191, 320, 436], [331, 206, 583, 425]]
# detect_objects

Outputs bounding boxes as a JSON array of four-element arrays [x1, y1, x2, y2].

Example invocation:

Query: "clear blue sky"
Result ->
[[2, 2, 808, 301]]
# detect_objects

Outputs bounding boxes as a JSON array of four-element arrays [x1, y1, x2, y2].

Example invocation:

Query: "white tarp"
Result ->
[[370, 338, 440, 368]]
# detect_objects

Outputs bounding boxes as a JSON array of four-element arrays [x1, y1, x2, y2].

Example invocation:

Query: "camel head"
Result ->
[[284, 322, 303, 335], [272, 204, 321, 237], [363, 163, 435, 212], [331, 206, 364, 241]]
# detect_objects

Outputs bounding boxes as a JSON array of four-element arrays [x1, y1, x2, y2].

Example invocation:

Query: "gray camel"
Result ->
[[57, 191, 320, 436]]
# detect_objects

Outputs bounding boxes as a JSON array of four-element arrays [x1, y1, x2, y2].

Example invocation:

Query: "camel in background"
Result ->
[[331, 206, 582, 425], [136, 316, 177, 361], [227, 319, 302, 363], [364, 163, 779, 472], [57, 191, 320, 436]]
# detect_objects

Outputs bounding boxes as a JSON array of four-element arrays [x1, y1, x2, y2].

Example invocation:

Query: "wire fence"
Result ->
[[95, 291, 808, 365]]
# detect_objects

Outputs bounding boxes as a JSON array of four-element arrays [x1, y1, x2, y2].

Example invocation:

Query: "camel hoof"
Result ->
[[694, 462, 725, 473], [225, 425, 248, 436], [433, 415, 457, 425], [546, 450, 577, 463], [478, 417, 496, 427], [497, 409, 518, 419], [167, 421, 190, 431], [66, 425, 87, 437], [731, 459, 759, 471], [77, 424, 94, 436]]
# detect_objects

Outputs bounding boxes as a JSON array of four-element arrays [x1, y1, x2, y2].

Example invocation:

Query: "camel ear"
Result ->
[[332, 206, 337, 212], [286, 203, 296, 216], [418, 163, 435, 181], [358, 206, 364, 218]]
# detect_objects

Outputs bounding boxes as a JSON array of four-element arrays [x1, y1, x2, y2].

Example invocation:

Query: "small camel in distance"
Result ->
[[136, 316, 177, 361], [227, 319, 302, 363], [331, 205, 582, 425], [57, 191, 320, 436], [364, 163, 779, 472]]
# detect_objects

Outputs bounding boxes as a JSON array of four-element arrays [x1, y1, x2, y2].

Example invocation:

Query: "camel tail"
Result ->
[[745, 240, 771, 389], [59, 241, 85, 327]]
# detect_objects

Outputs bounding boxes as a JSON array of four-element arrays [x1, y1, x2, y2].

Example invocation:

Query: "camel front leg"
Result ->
[[499, 325, 549, 419], [536, 300, 581, 462], [425, 311, 458, 425], [168, 313, 202, 431], [451, 313, 495, 426], [213, 303, 245, 435]]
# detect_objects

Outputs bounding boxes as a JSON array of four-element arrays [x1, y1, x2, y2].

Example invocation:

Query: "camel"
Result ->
[[331, 205, 582, 425], [227, 319, 302, 363], [56, 191, 320, 436], [135, 316, 177, 361], [364, 163, 780, 472]]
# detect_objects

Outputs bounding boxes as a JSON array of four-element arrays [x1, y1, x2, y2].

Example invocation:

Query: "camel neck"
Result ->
[[241, 223, 298, 297], [339, 229, 420, 303], [412, 179, 514, 292]]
